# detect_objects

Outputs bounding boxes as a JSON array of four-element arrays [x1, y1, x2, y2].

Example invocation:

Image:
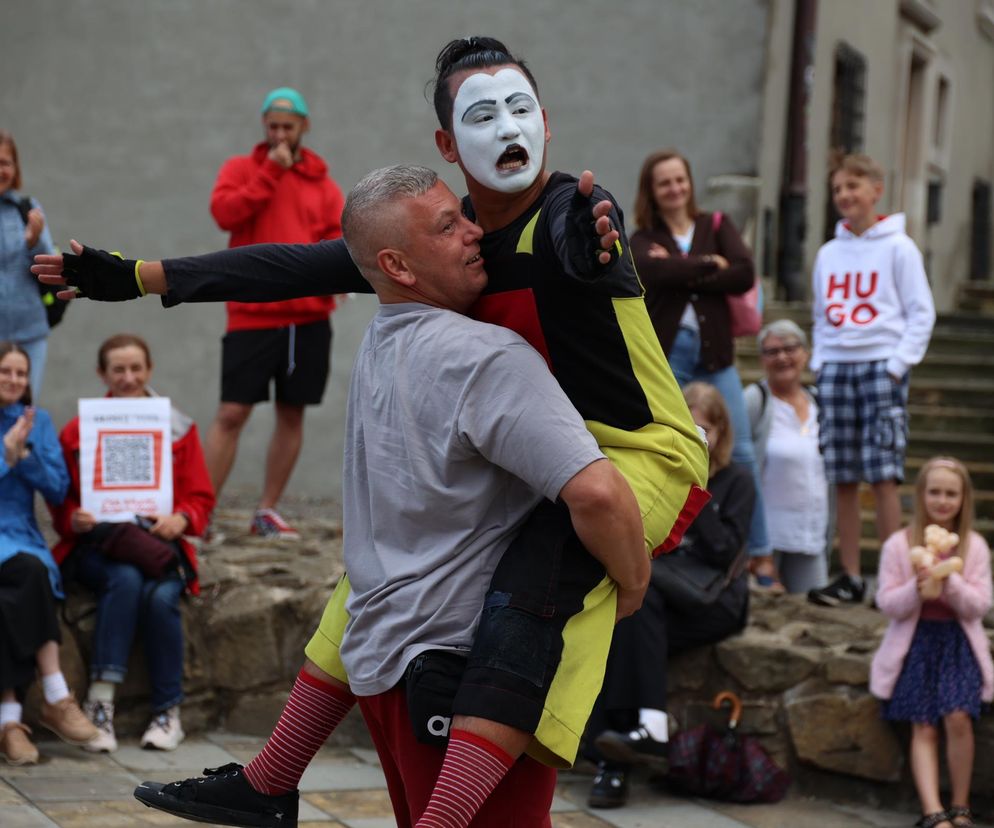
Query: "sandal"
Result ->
[[945, 806, 975, 827], [915, 813, 953, 828]]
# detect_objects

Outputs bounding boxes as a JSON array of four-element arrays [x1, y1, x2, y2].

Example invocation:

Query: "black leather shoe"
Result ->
[[588, 761, 629, 809], [595, 726, 670, 771]]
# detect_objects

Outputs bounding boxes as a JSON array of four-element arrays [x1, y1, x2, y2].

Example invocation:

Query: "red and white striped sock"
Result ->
[[415, 729, 515, 828], [242, 668, 355, 796]]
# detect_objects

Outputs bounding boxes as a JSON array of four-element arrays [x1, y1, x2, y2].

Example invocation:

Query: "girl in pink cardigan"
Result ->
[[870, 457, 993, 828]]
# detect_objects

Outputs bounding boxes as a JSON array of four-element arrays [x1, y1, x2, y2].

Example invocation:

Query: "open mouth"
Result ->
[[497, 144, 529, 172], [466, 253, 482, 266]]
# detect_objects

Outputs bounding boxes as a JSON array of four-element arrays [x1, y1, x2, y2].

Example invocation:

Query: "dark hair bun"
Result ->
[[435, 36, 512, 76]]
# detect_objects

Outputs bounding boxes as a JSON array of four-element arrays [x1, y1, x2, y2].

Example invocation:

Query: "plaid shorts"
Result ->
[[816, 360, 910, 484]]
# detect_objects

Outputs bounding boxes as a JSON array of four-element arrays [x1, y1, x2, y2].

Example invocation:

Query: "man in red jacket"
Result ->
[[207, 87, 345, 539]]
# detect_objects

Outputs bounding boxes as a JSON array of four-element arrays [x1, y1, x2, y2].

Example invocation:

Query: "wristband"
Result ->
[[135, 259, 147, 296]]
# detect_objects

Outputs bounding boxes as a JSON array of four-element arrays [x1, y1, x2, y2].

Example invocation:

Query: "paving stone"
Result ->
[[305, 789, 395, 820], [297, 796, 336, 822], [43, 799, 197, 826], [0, 777, 29, 804], [1, 741, 118, 777], [1, 802, 60, 828], [551, 813, 617, 827], [110, 741, 240, 772], [298, 759, 387, 792], [7, 773, 139, 802]]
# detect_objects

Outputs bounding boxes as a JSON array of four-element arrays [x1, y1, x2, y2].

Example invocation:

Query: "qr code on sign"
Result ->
[[100, 434, 156, 487]]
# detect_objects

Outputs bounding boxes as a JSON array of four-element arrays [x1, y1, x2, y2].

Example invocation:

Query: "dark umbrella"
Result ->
[[662, 690, 790, 804]]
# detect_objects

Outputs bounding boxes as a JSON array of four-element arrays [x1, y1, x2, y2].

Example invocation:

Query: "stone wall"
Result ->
[[28, 515, 994, 809], [667, 591, 994, 811]]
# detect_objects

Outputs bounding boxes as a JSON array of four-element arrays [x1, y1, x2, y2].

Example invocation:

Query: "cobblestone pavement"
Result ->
[[5, 732, 990, 828]]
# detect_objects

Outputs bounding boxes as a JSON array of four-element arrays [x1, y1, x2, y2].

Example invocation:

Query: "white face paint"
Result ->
[[451, 68, 546, 193]]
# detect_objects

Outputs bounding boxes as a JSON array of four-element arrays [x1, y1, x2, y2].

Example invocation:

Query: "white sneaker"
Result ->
[[82, 700, 118, 753], [140, 706, 184, 751]]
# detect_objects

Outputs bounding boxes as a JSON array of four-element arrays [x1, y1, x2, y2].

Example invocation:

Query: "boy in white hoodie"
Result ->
[[807, 154, 936, 607]]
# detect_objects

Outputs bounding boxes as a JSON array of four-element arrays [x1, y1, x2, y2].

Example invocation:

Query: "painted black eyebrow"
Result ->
[[461, 100, 497, 122], [505, 92, 536, 105]]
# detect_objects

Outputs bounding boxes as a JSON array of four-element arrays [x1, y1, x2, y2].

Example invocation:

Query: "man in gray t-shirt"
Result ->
[[333, 166, 648, 825]]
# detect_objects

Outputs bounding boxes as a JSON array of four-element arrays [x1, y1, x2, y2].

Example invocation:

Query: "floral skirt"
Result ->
[[882, 620, 982, 724]]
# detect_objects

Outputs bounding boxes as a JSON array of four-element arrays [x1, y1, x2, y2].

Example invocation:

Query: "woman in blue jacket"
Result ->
[[0, 341, 96, 765], [0, 130, 56, 396]]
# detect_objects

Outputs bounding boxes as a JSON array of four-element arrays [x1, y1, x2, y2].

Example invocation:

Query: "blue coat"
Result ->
[[0, 403, 69, 597], [0, 191, 54, 343]]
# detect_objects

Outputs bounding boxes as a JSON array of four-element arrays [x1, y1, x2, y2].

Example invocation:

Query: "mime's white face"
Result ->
[[451, 68, 547, 193]]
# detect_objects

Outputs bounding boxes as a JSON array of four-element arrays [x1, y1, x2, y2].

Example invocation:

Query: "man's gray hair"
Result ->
[[757, 318, 807, 349], [342, 165, 439, 276]]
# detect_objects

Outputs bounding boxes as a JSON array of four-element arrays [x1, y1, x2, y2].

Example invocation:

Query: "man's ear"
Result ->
[[436, 129, 458, 164], [376, 248, 416, 287], [542, 108, 551, 145], [301, 117, 311, 136]]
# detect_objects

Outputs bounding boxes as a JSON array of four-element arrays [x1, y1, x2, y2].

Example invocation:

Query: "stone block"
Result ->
[[715, 628, 820, 692], [222, 687, 290, 735], [668, 647, 713, 691], [786, 690, 902, 782], [824, 652, 870, 686]]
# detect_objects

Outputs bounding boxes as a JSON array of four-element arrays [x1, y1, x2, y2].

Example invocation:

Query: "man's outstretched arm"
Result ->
[[559, 458, 649, 621], [33, 237, 372, 305]]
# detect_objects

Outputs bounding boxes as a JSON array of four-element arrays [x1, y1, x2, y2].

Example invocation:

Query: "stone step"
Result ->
[[957, 282, 994, 314], [905, 429, 994, 459], [908, 405, 994, 435], [856, 483, 994, 521], [905, 456, 994, 490]]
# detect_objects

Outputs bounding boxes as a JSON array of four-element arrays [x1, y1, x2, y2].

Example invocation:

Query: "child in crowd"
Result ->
[[808, 153, 936, 607], [870, 457, 992, 828]]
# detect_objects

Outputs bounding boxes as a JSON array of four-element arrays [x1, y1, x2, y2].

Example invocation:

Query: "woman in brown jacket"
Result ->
[[631, 149, 779, 589]]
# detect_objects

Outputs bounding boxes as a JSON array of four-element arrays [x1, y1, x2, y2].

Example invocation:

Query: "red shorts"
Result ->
[[357, 686, 557, 827]]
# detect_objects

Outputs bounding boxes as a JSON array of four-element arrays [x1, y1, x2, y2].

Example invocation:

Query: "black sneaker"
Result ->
[[134, 763, 298, 827], [808, 574, 866, 607], [588, 761, 629, 809], [594, 726, 670, 772]]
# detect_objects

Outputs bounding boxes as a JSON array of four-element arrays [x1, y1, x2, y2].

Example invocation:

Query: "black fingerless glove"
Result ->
[[564, 187, 620, 279], [61, 246, 146, 301]]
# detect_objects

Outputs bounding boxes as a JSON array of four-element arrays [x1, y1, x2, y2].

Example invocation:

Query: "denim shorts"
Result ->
[[816, 360, 909, 484]]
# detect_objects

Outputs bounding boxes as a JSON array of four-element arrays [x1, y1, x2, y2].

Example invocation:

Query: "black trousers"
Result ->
[[583, 571, 747, 762], [0, 552, 61, 698]]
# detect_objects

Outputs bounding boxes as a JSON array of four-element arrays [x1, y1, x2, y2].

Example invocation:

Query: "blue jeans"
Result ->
[[74, 546, 185, 712], [668, 326, 772, 556], [18, 335, 47, 401]]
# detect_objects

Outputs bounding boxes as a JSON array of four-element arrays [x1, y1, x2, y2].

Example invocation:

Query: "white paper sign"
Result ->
[[79, 397, 173, 523]]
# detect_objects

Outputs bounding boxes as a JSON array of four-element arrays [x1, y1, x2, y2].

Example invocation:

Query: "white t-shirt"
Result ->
[[761, 396, 828, 555], [340, 303, 605, 696], [674, 227, 699, 332]]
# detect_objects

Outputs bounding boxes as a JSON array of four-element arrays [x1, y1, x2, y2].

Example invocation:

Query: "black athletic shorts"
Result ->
[[220, 319, 331, 406]]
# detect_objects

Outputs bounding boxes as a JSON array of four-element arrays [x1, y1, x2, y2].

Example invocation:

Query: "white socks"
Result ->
[[40, 671, 70, 705], [87, 681, 116, 705], [0, 701, 23, 727], [638, 708, 669, 742]]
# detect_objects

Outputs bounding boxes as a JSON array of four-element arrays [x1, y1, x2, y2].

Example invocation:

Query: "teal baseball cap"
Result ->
[[261, 87, 309, 117]]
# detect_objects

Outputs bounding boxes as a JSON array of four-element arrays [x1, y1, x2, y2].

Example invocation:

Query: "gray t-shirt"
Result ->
[[340, 303, 604, 696]]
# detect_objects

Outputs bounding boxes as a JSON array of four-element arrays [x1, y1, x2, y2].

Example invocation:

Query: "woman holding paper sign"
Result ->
[[1, 341, 98, 765], [52, 334, 215, 753]]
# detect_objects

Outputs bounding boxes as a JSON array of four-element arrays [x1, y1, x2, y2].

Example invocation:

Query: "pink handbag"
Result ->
[[712, 212, 762, 338]]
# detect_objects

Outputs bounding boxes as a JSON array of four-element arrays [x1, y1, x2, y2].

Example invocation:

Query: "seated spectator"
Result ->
[[583, 382, 754, 808], [745, 320, 830, 594], [52, 334, 214, 752], [1, 342, 97, 765]]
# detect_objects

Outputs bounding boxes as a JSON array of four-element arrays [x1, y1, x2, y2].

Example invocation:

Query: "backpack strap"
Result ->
[[16, 195, 33, 225]]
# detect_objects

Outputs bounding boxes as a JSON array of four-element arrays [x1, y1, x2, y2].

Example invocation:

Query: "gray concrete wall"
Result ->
[[1, 0, 770, 504]]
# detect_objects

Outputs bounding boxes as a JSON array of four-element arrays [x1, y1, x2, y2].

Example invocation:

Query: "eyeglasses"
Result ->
[[760, 343, 803, 358]]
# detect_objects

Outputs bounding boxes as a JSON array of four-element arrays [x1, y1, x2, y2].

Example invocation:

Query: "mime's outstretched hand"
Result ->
[[33, 240, 146, 301], [564, 169, 621, 277]]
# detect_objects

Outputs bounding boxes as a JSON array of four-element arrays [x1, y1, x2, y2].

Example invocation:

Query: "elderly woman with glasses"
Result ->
[[744, 320, 831, 594]]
